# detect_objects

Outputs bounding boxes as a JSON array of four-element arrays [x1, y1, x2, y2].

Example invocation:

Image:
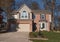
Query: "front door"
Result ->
[[40, 22, 47, 31]]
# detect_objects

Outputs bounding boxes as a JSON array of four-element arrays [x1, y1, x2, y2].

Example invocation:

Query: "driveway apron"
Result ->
[[0, 32, 32, 42]]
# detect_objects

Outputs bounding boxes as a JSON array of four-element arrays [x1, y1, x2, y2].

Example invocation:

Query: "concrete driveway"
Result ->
[[0, 32, 32, 42]]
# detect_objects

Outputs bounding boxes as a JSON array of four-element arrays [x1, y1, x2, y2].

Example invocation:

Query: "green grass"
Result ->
[[33, 31, 60, 42]]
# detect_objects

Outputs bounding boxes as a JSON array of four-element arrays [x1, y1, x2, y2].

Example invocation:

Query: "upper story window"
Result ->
[[20, 11, 28, 19], [40, 14, 45, 20]]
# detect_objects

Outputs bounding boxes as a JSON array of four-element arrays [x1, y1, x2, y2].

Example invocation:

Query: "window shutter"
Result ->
[[49, 15, 51, 22]]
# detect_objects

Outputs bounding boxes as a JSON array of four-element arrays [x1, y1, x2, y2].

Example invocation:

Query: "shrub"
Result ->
[[29, 31, 46, 38], [29, 32, 38, 38]]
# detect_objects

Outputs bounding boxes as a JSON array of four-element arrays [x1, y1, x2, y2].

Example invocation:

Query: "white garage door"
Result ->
[[18, 24, 30, 32]]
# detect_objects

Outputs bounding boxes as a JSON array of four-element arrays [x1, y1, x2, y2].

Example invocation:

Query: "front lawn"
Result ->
[[31, 31, 60, 42]]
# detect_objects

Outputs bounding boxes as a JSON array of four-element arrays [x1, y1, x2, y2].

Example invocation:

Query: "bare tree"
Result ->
[[31, 1, 40, 10], [0, 0, 15, 19], [43, 0, 56, 30], [56, 5, 60, 11], [0, 0, 16, 32], [56, 16, 60, 31]]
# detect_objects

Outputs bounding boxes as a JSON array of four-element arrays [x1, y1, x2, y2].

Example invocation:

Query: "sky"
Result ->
[[15, 0, 60, 10], [15, 0, 44, 9]]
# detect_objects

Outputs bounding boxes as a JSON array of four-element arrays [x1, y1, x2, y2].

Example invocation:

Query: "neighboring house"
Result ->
[[11, 4, 52, 32], [0, 8, 7, 23], [0, 8, 8, 32]]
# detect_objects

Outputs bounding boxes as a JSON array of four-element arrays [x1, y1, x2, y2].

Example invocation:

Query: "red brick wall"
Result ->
[[34, 13, 51, 31], [34, 14, 40, 32]]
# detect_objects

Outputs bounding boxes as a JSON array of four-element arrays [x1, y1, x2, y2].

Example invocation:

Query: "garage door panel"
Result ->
[[19, 24, 30, 32]]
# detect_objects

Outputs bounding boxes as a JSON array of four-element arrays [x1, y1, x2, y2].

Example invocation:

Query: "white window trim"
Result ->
[[40, 23, 45, 29], [20, 11, 28, 19], [39, 22, 47, 30], [41, 14, 45, 20]]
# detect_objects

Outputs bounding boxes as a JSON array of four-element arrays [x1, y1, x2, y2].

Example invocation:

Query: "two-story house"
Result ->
[[11, 4, 52, 32]]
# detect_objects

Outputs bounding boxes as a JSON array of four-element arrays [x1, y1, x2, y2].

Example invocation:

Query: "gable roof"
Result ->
[[12, 4, 51, 15], [17, 4, 40, 11], [17, 4, 32, 11]]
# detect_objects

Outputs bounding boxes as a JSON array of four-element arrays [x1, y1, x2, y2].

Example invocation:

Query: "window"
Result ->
[[40, 14, 45, 20], [40, 23, 45, 29], [20, 11, 28, 19]]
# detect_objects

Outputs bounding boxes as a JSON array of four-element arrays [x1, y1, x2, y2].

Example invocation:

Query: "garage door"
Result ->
[[18, 24, 30, 32]]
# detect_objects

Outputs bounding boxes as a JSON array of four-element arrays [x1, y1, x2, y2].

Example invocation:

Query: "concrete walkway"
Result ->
[[0, 32, 32, 42]]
